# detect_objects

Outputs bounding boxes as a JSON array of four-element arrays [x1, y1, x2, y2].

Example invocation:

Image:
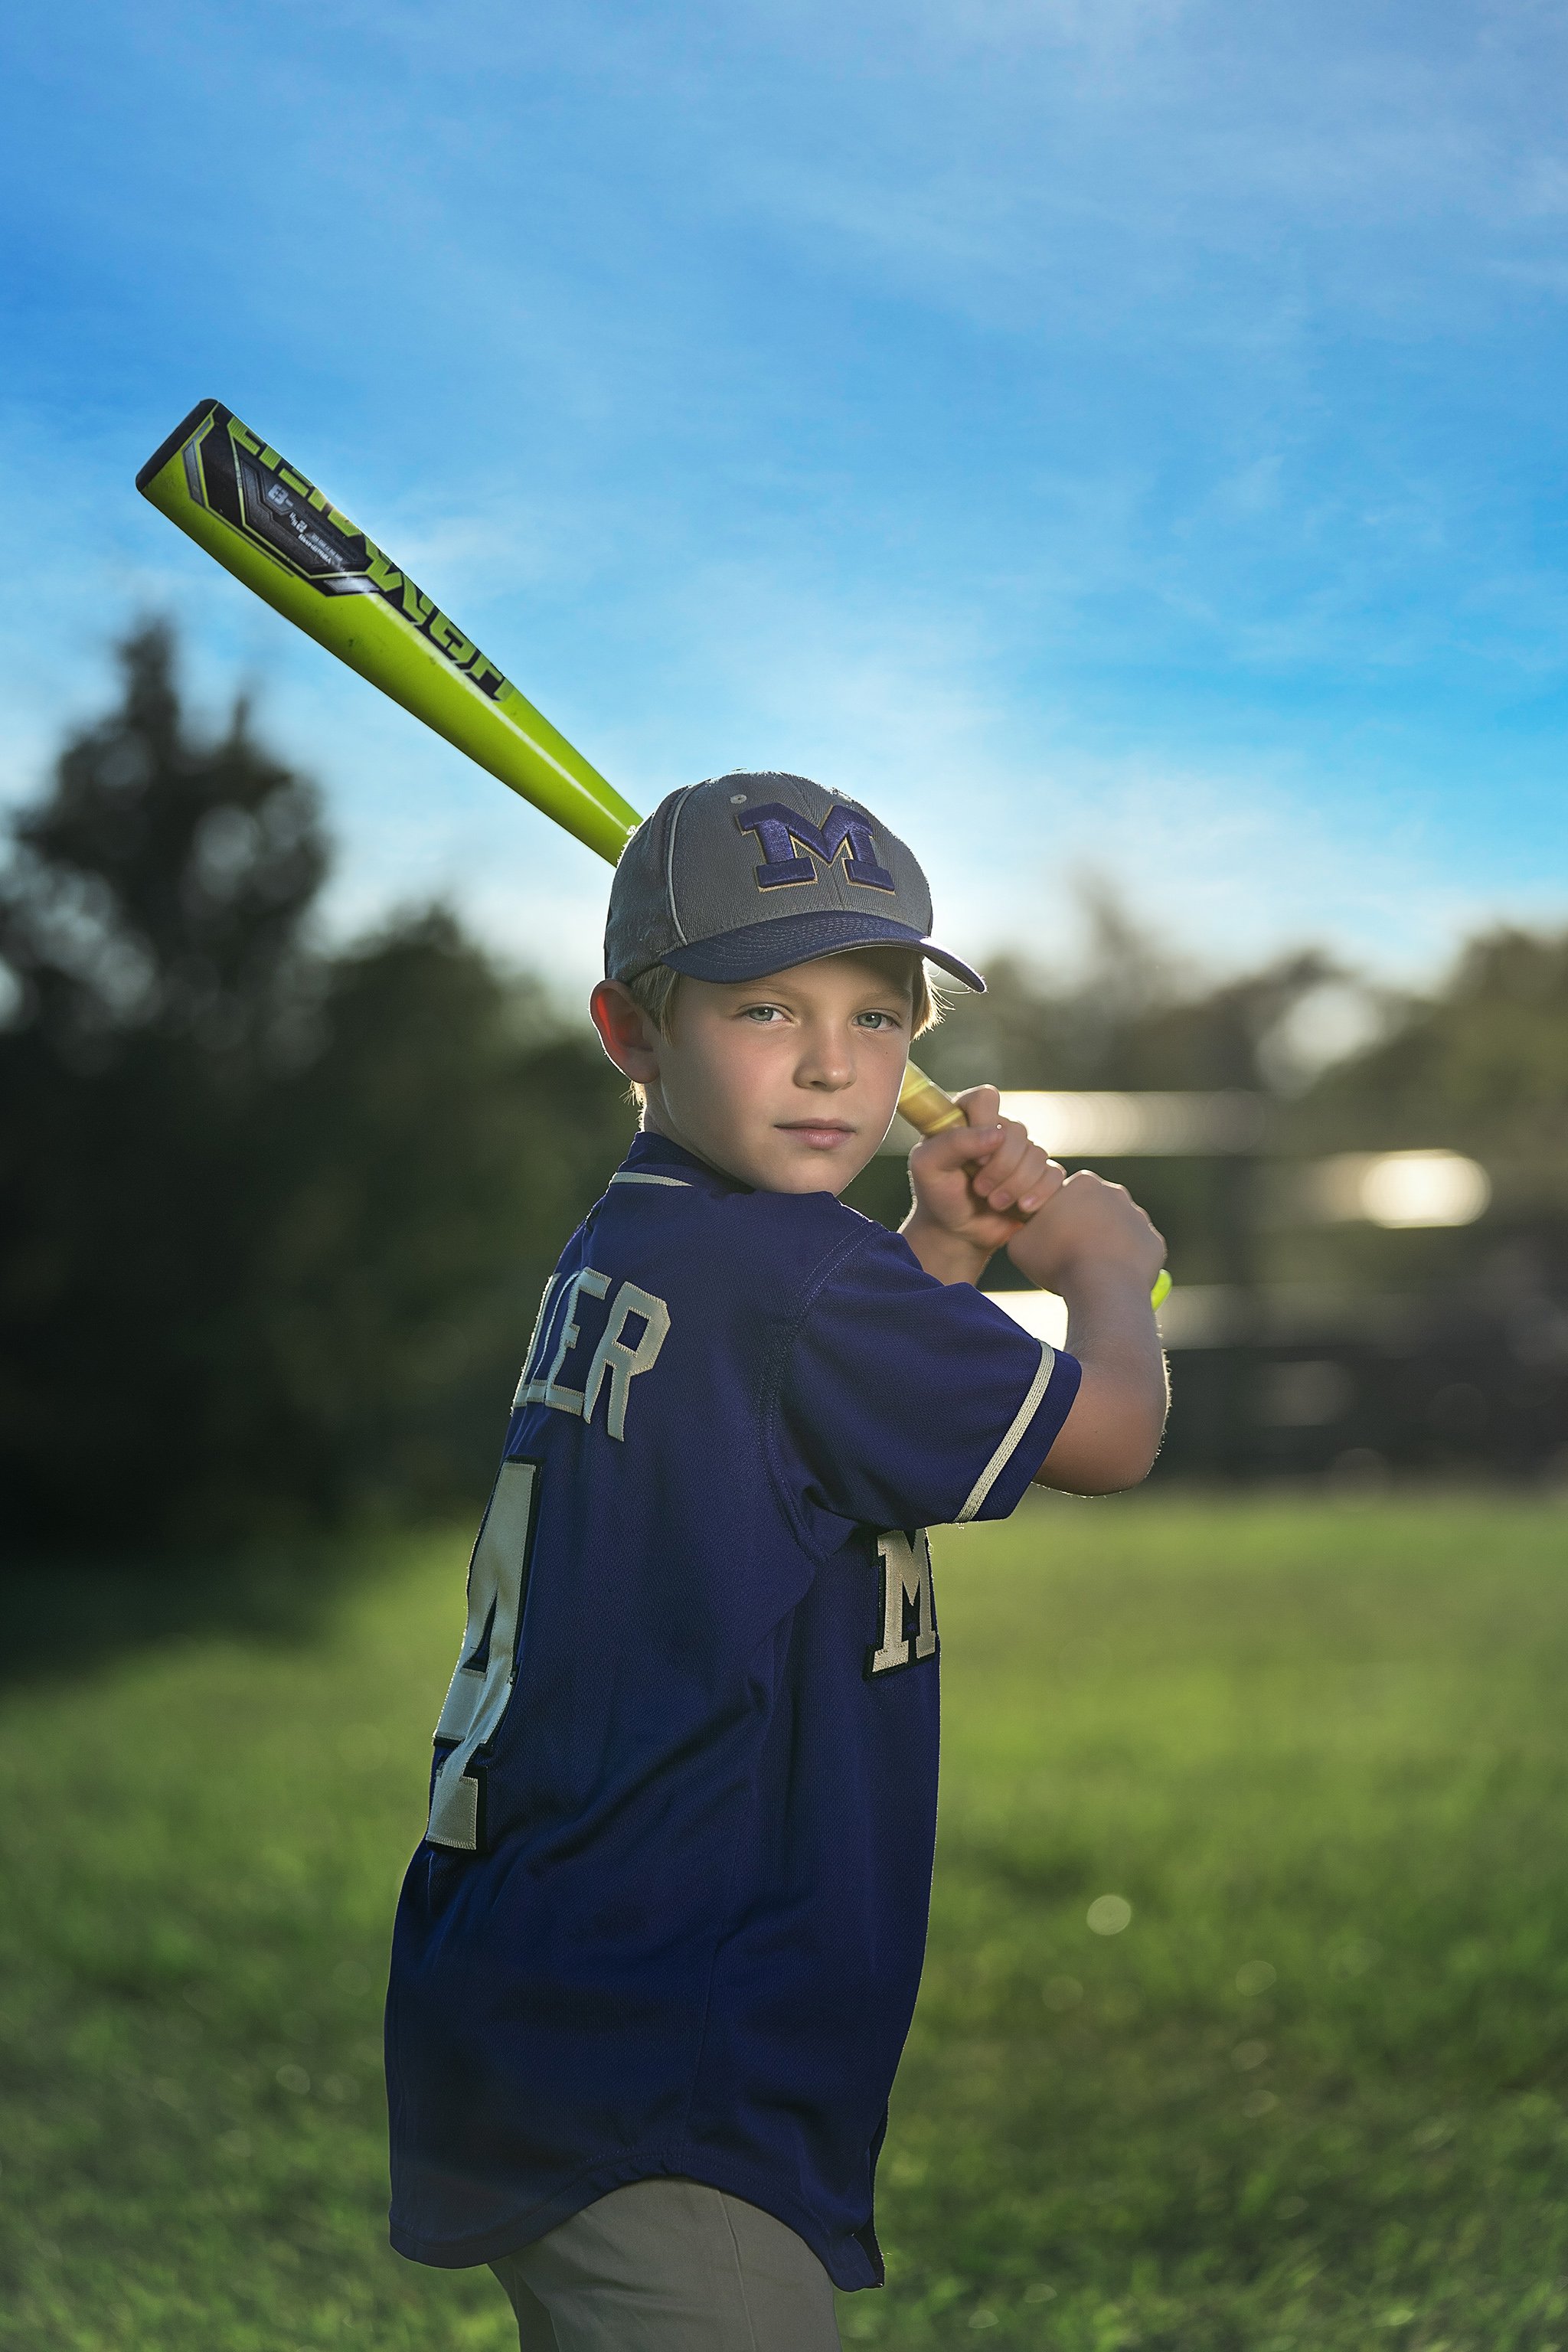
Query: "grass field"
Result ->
[[3, 1494, 1567, 2350]]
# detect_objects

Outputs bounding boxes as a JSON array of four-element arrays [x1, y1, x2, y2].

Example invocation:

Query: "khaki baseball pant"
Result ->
[[489, 2177, 844, 2351]]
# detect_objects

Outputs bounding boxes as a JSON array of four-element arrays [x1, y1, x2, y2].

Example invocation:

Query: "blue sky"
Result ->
[[5, 0, 1568, 995]]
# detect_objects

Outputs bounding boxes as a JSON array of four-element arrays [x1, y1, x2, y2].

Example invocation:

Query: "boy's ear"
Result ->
[[590, 980, 662, 1082]]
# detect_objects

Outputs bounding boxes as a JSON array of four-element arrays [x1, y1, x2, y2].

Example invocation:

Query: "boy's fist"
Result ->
[[1005, 1166, 1166, 1298], [903, 1085, 1066, 1281]]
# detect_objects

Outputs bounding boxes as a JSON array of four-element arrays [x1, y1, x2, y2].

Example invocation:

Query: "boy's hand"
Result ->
[[901, 1085, 1065, 1286], [1005, 1167, 1166, 1298], [898, 1082, 1171, 1491]]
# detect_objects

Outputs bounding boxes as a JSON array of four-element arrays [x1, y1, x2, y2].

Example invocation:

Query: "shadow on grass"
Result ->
[[0, 1530, 406, 1691]]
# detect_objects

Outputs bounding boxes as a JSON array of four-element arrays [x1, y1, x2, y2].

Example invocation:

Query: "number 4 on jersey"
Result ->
[[427, 1460, 540, 1852]]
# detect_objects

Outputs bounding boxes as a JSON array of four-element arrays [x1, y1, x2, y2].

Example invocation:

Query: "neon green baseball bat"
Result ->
[[136, 399, 642, 865], [136, 400, 1170, 1308]]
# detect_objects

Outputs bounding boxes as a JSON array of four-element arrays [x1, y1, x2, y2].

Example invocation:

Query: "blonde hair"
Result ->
[[620, 948, 942, 1108]]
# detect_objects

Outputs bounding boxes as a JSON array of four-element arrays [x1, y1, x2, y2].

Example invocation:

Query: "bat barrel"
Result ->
[[136, 400, 641, 870]]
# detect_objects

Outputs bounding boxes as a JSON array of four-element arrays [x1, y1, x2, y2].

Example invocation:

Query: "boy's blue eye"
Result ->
[[855, 1010, 902, 1030]]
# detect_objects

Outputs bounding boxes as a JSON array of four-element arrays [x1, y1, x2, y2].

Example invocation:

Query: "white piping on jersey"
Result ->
[[607, 1172, 691, 1187], [954, 1341, 1055, 1524]]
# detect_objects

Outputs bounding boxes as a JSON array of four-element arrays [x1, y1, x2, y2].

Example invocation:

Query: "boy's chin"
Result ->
[[750, 1138, 875, 1195]]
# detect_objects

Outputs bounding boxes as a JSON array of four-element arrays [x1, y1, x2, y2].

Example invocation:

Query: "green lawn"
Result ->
[[3, 1496, 1566, 2350]]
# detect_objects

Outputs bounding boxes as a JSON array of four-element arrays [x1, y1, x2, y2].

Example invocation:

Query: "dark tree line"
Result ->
[[0, 627, 631, 1551], [7, 626, 1568, 1547]]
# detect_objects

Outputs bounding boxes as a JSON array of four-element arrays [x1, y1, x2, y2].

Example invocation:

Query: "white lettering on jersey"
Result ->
[[513, 1266, 671, 1439], [581, 1282, 671, 1440], [427, 1459, 539, 1851], [866, 1528, 939, 1677], [541, 1267, 611, 1413], [511, 1274, 561, 1407], [511, 1267, 611, 1415]]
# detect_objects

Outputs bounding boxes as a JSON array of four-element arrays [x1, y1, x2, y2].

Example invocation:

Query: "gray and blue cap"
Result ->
[[604, 771, 985, 993]]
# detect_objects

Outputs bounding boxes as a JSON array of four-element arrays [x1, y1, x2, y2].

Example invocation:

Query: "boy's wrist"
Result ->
[[900, 1210, 995, 1288], [1012, 1250, 1157, 1309]]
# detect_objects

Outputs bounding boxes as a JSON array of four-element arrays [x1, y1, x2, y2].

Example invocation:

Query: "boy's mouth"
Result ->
[[776, 1119, 856, 1150]]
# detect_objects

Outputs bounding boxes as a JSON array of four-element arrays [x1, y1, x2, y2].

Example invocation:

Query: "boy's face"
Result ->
[[592, 950, 916, 1194]]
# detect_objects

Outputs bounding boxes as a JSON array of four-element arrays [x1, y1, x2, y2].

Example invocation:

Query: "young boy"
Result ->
[[385, 772, 1167, 2350]]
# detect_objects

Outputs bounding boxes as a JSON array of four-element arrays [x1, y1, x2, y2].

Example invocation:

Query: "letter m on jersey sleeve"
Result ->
[[865, 1528, 939, 1677]]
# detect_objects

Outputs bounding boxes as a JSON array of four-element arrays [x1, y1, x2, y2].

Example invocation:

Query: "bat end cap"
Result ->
[[136, 398, 228, 494]]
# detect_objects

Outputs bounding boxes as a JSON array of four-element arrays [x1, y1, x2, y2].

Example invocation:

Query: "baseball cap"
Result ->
[[603, 772, 985, 993]]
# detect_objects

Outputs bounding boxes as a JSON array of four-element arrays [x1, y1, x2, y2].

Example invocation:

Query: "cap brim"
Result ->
[[662, 911, 985, 993]]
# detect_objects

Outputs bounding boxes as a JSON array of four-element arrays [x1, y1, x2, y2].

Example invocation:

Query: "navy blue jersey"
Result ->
[[386, 1132, 1080, 2288]]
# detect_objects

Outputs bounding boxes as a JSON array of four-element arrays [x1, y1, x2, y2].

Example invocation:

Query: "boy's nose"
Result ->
[[794, 1035, 854, 1089]]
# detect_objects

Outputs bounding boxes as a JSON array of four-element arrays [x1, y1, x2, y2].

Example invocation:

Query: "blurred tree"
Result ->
[[1282, 923, 1568, 1321], [0, 620, 326, 1063], [1292, 926, 1568, 1171], [0, 622, 330, 1546], [918, 884, 1333, 1094], [258, 914, 634, 1520], [0, 626, 630, 1552]]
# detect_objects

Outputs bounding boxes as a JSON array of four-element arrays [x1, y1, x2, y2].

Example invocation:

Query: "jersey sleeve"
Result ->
[[776, 1224, 1082, 1533]]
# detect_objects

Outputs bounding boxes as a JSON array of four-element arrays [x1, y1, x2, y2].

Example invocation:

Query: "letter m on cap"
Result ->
[[737, 802, 895, 893]]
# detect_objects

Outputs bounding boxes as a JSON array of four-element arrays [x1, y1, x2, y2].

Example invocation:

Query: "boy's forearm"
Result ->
[[900, 1205, 1168, 1491], [1033, 1264, 1168, 1494]]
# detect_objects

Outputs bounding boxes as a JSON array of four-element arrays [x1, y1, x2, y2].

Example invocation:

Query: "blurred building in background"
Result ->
[[942, 1098, 1538, 1482], [886, 923, 1568, 1483]]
